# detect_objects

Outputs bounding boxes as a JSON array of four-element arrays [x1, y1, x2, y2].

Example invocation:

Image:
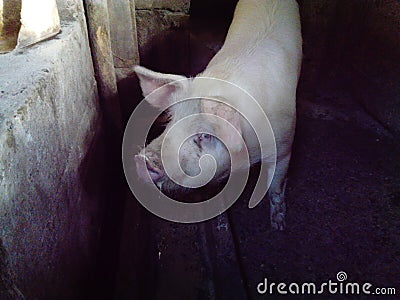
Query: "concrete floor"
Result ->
[[114, 13, 400, 300]]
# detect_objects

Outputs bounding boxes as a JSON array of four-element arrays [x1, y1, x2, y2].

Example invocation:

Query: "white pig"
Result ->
[[134, 0, 302, 230]]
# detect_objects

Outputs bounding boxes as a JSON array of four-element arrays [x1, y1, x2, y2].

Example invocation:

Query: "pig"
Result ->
[[134, 0, 302, 230]]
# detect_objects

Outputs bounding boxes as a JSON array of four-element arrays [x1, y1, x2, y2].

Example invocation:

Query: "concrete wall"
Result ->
[[107, 0, 140, 81], [0, 1, 102, 298], [1, 0, 398, 298], [135, 0, 190, 73], [344, 0, 400, 134], [0, 0, 22, 52], [299, 0, 400, 134]]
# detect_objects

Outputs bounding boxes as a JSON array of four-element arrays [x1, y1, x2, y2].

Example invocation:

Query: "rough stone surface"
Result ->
[[129, 0, 140, 64], [0, 0, 21, 35], [0, 1, 102, 298], [107, 0, 140, 78], [135, 0, 190, 13], [135, 9, 189, 61], [0, 0, 22, 53], [84, 0, 122, 130], [0, 238, 24, 299], [135, 0, 190, 61]]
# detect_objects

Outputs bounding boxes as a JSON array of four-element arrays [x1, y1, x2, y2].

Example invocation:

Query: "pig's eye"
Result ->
[[200, 133, 211, 140], [194, 133, 212, 147]]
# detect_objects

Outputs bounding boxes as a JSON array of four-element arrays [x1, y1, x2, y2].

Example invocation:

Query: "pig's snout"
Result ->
[[134, 155, 163, 184]]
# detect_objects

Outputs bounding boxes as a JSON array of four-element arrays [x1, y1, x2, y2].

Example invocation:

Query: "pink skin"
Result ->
[[134, 132, 225, 190], [134, 154, 164, 183]]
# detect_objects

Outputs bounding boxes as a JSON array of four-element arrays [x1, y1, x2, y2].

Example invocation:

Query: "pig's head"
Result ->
[[134, 66, 244, 192]]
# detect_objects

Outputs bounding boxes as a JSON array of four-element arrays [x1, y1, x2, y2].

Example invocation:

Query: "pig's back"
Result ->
[[204, 0, 302, 81], [201, 0, 302, 159]]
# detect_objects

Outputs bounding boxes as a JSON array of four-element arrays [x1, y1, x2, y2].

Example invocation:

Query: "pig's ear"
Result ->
[[202, 100, 243, 151], [134, 66, 187, 108]]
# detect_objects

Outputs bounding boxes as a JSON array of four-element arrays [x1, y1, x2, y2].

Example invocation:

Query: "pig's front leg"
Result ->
[[268, 154, 291, 230]]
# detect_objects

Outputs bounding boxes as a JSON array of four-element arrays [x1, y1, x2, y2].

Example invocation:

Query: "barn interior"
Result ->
[[0, 0, 399, 299]]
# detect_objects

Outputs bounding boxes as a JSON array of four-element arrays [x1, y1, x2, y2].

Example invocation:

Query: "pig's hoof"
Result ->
[[271, 213, 286, 231], [270, 192, 286, 231]]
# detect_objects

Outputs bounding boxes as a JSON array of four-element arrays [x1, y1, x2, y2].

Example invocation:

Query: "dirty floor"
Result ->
[[114, 16, 400, 300]]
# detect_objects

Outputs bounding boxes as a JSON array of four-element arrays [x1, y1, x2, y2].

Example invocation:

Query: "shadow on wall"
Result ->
[[0, 238, 24, 299], [298, 0, 400, 134], [189, 0, 238, 19]]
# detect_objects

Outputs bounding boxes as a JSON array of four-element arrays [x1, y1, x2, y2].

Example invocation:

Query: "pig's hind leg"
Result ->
[[268, 154, 291, 230]]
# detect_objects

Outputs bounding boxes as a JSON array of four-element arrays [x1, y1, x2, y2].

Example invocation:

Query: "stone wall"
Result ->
[[0, 0, 22, 52], [135, 0, 190, 73], [107, 0, 140, 81], [1, 0, 399, 298], [0, 1, 102, 298]]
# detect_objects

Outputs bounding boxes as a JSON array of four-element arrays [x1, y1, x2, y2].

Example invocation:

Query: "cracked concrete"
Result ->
[[0, 1, 103, 298]]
